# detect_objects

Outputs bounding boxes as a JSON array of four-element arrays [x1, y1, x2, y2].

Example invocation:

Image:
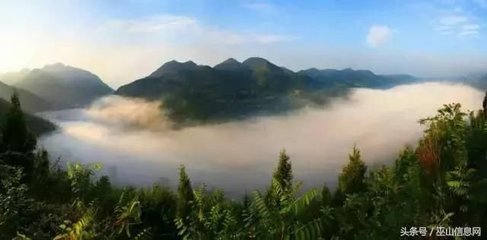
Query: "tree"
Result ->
[[272, 149, 293, 192], [338, 146, 367, 194], [483, 91, 487, 118], [176, 165, 194, 221], [321, 185, 332, 206], [1, 93, 36, 154]]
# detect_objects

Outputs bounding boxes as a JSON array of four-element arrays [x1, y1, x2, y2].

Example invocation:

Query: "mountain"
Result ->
[[0, 81, 52, 113], [0, 98, 55, 136], [116, 58, 417, 123], [451, 73, 487, 90], [11, 63, 113, 109], [0, 69, 30, 85], [116, 57, 320, 122], [150, 60, 199, 77], [298, 68, 417, 89], [214, 58, 245, 71]]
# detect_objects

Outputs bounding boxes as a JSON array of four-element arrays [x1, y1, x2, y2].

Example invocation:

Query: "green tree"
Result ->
[[273, 150, 293, 192], [1, 93, 36, 154], [338, 146, 367, 194], [176, 165, 194, 221]]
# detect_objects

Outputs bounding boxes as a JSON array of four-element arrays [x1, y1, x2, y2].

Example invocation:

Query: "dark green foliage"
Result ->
[[1, 94, 487, 239], [0, 97, 55, 136], [176, 165, 194, 222], [1, 93, 36, 154], [138, 185, 177, 238], [273, 150, 293, 192], [338, 146, 367, 194]]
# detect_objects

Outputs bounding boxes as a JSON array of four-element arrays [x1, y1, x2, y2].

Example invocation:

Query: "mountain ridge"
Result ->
[[116, 57, 419, 124], [2, 64, 113, 110]]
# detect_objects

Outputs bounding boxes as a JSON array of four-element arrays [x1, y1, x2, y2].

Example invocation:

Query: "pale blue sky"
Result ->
[[1, 0, 486, 87]]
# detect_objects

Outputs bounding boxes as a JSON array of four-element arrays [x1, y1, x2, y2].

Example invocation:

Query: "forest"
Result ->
[[0, 92, 486, 240]]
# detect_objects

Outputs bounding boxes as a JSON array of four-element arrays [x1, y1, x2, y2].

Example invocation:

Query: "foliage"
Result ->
[[338, 146, 367, 194], [0, 93, 36, 154], [0, 93, 487, 239]]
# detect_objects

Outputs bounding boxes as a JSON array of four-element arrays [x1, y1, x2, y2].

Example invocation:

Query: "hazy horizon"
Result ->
[[1, 0, 487, 88]]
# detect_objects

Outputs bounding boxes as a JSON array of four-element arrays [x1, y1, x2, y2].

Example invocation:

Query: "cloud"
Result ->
[[439, 15, 468, 25], [102, 15, 198, 33], [242, 2, 279, 14], [366, 25, 392, 48], [86, 96, 169, 130], [436, 13, 480, 37], [39, 82, 483, 196], [100, 14, 296, 45]]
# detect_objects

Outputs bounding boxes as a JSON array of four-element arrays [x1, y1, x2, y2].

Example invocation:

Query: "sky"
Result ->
[[1, 0, 487, 88]]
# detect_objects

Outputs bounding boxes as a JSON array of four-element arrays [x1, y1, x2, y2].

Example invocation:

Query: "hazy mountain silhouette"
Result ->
[[11, 63, 113, 109], [0, 81, 52, 113]]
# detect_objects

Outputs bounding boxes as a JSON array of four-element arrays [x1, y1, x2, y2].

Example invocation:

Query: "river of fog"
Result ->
[[38, 82, 483, 197]]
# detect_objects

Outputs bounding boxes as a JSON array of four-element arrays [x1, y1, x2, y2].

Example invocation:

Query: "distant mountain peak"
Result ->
[[184, 60, 197, 65], [242, 57, 280, 71], [243, 57, 271, 65], [150, 60, 199, 77], [42, 63, 69, 71], [214, 58, 244, 71], [46, 62, 66, 67], [221, 58, 240, 64], [13, 64, 113, 109]]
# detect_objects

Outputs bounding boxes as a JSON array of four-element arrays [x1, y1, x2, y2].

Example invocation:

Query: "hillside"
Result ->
[[116, 57, 319, 122], [0, 98, 55, 136], [456, 73, 487, 90], [11, 63, 113, 109], [0, 81, 52, 113], [116, 57, 416, 123], [298, 68, 417, 89]]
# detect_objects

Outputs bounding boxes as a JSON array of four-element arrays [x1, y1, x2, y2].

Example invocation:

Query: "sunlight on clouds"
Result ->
[[40, 82, 484, 192]]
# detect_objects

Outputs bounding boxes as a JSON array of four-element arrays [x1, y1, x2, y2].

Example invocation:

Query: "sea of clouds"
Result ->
[[39, 82, 484, 197]]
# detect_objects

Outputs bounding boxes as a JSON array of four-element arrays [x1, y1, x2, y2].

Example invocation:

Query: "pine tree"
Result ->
[[483, 91, 487, 118], [176, 165, 194, 220], [1, 93, 36, 153], [272, 149, 293, 192], [338, 146, 367, 194], [321, 185, 332, 206]]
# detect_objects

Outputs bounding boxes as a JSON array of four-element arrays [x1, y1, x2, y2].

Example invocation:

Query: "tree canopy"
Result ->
[[0, 93, 486, 239]]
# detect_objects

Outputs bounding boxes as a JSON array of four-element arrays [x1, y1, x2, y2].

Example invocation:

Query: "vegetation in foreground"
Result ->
[[0, 92, 486, 239]]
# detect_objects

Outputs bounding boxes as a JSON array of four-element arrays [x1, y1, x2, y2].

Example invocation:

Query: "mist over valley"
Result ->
[[2, 1, 487, 237], [38, 82, 483, 196]]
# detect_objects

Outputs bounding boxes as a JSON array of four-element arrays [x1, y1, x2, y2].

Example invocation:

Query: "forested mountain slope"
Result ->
[[0, 81, 52, 113], [0, 97, 55, 136], [117, 57, 417, 123]]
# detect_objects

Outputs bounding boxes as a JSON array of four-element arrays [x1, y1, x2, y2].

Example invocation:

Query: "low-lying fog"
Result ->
[[39, 82, 483, 197]]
